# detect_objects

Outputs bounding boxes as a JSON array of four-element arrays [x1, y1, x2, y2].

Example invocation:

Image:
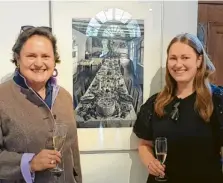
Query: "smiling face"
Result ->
[[167, 42, 202, 86], [18, 35, 55, 87]]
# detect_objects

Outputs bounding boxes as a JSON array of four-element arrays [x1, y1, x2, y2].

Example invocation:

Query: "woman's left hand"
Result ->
[[30, 149, 61, 172]]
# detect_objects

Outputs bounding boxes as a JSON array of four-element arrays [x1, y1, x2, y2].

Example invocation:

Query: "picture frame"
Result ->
[[51, 1, 163, 152]]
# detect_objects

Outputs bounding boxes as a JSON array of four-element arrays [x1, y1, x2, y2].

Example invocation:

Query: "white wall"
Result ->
[[72, 29, 87, 61], [80, 151, 148, 183], [0, 1, 50, 83], [86, 37, 92, 53], [0, 1, 198, 183], [160, 1, 198, 87]]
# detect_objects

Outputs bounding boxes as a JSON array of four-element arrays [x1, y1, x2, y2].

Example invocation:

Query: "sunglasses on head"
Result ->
[[20, 25, 52, 33]]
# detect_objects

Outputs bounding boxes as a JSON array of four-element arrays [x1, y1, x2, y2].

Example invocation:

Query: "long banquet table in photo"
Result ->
[[75, 58, 137, 128]]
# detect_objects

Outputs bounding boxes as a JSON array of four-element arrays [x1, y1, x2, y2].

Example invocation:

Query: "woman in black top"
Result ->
[[133, 33, 223, 183]]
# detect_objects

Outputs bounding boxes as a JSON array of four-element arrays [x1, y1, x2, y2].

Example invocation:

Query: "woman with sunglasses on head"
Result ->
[[133, 33, 223, 183], [0, 26, 82, 183]]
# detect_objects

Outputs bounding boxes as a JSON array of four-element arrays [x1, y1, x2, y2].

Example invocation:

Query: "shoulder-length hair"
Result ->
[[154, 33, 216, 122]]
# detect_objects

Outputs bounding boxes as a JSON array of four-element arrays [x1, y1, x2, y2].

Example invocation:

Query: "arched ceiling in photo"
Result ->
[[72, 8, 144, 41]]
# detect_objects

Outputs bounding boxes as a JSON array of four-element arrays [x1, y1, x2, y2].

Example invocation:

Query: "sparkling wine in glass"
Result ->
[[50, 123, 68, 176], [155, 137, 168, 182]]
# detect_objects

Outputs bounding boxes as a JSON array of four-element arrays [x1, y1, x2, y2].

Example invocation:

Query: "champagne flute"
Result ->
[[155, 137, 168, 182], [50, 123, 68, 176]]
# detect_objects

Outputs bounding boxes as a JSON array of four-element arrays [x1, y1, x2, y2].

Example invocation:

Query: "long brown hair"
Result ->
[[154, 33, 216, 122]]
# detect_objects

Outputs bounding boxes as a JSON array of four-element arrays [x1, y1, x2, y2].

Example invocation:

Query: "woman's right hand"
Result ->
[[30, 149, 61, 172], [147, 158, 165, 177]]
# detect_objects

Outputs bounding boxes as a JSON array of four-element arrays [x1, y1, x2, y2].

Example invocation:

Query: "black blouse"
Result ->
[[133, 85, 223, 183]]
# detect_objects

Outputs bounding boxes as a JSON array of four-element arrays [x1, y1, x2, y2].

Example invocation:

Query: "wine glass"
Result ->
[[155, 137, 168, 182], [50, 123, 68, 176]]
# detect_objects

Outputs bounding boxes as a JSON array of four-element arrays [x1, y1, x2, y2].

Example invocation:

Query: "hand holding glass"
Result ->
[[155, 137, 168, 182], [50, 123, 68, 175]]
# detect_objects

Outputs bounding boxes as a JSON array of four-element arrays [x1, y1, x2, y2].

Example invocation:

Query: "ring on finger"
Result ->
[[148, 162, 152, 168]]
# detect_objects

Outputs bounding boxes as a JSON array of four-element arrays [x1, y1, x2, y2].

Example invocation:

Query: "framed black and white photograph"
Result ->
[[72, 10, 144, 128], [51, 1, 162, 151]]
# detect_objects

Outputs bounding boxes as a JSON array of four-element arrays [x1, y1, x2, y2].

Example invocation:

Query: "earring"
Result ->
[[16, 64, 20, 71], [53, 68, 58, 77]]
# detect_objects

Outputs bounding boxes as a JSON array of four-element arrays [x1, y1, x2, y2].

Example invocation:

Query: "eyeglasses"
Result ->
[[20, 25, 52, 33]]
